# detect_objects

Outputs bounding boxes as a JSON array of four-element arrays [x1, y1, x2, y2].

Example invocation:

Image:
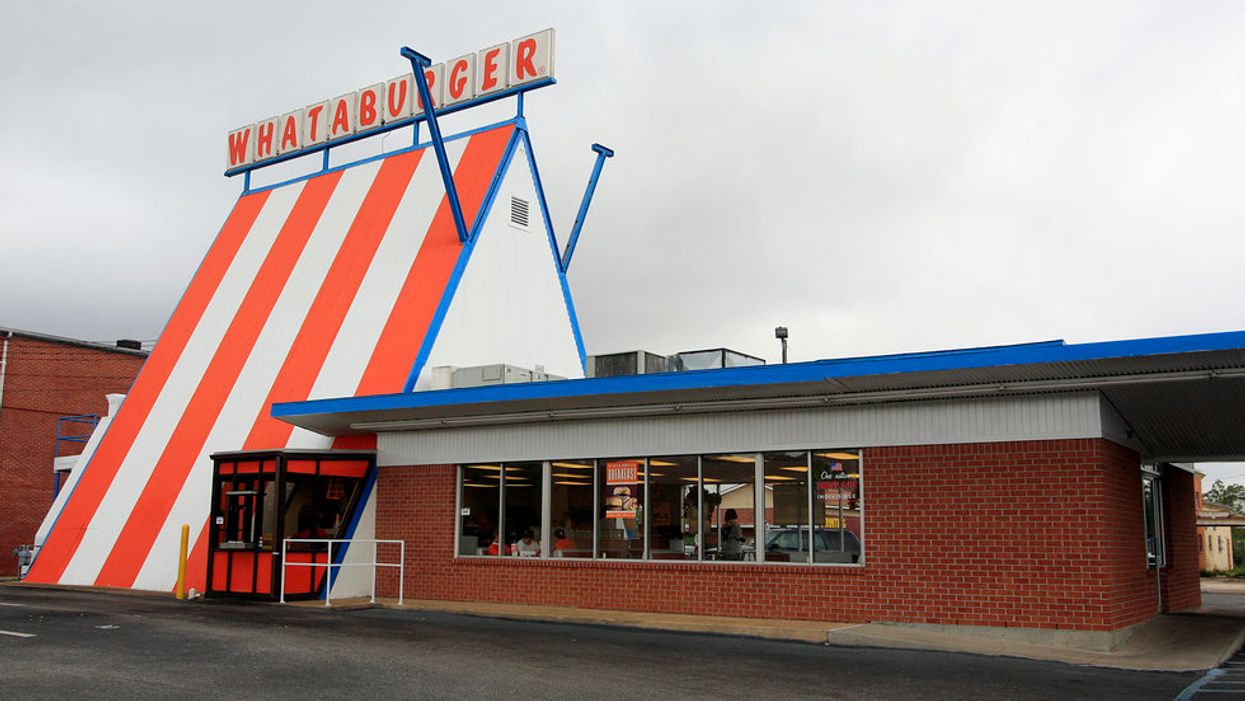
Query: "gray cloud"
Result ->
[[2, 1, 1244, 369]]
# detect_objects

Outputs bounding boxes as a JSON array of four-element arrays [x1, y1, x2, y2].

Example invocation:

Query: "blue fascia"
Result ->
[[272, 329, 1245, 421]]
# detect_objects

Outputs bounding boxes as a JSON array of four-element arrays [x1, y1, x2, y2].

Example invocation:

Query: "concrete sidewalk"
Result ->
[[340, 587, 1245, 672]]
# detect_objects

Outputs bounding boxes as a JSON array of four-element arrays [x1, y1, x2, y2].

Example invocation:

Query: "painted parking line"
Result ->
[[0, 602, 29, 607], [0, 630, 36, 638], [1176, 648, 1245, 700]]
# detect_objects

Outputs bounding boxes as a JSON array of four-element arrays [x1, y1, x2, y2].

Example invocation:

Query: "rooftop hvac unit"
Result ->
[[447, 364, 567, 389], [585, 351, 668, 378]]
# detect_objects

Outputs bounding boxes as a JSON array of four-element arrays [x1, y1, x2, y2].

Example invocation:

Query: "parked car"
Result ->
[[763, 527, 861, 564]]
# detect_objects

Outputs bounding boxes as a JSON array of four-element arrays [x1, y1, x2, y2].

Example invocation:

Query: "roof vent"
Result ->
[[509, 195, 530, 230]]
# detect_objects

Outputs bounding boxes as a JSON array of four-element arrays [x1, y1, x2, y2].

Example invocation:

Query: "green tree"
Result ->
[[1205, 480, 1245, 513]]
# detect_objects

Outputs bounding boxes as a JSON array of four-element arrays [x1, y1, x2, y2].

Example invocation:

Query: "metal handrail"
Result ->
[[279, 538, 405, 607]]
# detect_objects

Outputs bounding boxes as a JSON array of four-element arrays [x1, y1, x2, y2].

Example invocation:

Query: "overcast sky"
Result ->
[[3, 3, 1244, 483]]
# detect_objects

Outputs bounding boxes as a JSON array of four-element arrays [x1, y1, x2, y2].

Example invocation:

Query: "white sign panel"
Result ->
[[226, 28, 557, 170]]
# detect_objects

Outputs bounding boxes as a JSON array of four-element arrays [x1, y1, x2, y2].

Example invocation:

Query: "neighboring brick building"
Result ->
[[0, 327, 146, 576]]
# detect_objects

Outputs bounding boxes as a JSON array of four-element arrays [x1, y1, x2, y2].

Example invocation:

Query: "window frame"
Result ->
[[453, 448, 866, 568]]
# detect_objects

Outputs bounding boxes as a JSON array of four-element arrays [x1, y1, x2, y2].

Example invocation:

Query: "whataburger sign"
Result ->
[[226, 28, 555, 170]]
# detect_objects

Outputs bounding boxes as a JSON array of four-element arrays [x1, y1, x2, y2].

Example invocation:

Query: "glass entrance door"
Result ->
[[210, 473, 276, 596]]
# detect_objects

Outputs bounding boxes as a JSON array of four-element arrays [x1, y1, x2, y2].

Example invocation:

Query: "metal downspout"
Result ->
[[0, 330, 11, 417]]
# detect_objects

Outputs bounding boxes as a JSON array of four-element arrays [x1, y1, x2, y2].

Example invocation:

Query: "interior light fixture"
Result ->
[[708, 455, 756, 463], [780, 466, 809, 473], [648, 459, 679, 467], [815, 452, 860, 461], [553, 480, 592, 486], [463, 483, 495, 488], [636, 472, 666, 478], [551, 461, 593, 469], [764, 475, 797, 481], [552, 472, 587, 478]]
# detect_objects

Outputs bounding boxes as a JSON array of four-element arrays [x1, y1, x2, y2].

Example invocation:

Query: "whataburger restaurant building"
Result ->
[[24, 28, 1245, 642]]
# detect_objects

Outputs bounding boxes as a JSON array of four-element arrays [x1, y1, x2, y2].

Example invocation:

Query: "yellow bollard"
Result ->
[[175, 524, 189, 600]]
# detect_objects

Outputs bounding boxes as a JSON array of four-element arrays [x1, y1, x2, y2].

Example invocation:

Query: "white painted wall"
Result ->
[[327, 487, 378, 599], [413, 139, 584, 389]]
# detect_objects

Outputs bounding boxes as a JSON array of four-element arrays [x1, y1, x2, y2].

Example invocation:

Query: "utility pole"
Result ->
[[775, 326, 788, 364]]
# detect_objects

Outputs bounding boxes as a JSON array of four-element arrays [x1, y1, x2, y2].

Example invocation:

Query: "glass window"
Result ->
[[646, 456, 699, 560], [504, 462, 544, 557], [457, 449, 865, 567], [722, 349, 764, 367], [550, 460, 595, 557], [1142, 471, 1164, 568], [597, 458, 644, 558], [703, 454, 757, 561], [763, 451, 810, 564], [672, 349, 724, 371], [811, 451, 862, 564], [459, 464, 502, 555]]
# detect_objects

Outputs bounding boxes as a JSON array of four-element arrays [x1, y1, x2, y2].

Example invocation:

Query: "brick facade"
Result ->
[[0, 333, 145, 576], [1160, 465, 1200, 613], [374, 438, 1199, 631]]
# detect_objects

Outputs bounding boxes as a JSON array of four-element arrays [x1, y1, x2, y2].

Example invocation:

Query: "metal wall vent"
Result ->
[[509, 195, 530, 230]]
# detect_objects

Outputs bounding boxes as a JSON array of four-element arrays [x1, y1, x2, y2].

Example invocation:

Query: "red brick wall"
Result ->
[[0, 335, 145, 576], [375, 438, 1181, 631], [1161, 465, 1200, 613]]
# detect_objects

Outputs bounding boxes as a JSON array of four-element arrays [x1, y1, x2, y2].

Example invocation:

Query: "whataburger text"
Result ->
[[226, 28, 555, 170]]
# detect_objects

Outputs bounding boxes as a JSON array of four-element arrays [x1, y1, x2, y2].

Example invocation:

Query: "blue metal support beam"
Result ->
[[560, 143, 614, 271], [54, 414, 97, 497], [402, 46, 470, 244]]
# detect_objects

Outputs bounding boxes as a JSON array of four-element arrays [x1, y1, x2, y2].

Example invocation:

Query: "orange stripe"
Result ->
[[182, 521, 212, 593], [183, 152, 424, 592], [186, 127, 511, 592], [26, 191, 271, 584], [93, 172, 343, 588], [242, 149, 423, 450], [354, 125, 514, 396]]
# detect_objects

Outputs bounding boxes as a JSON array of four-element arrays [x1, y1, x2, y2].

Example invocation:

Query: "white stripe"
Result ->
[[291, 139, 469, 432], [0, 630, 36, 638], [132, 163, 384, 591], [59, 185, 305, 585], [0, 602, 28, 607]]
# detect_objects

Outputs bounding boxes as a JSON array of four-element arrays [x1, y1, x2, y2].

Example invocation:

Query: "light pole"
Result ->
[[775, 326, 788, 364]]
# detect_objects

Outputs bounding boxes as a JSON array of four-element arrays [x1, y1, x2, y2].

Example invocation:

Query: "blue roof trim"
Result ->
[[272, 329, 1245, 419]]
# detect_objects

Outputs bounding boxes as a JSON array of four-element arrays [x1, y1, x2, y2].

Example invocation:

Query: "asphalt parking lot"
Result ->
[[0, 585, 1201, 700]]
